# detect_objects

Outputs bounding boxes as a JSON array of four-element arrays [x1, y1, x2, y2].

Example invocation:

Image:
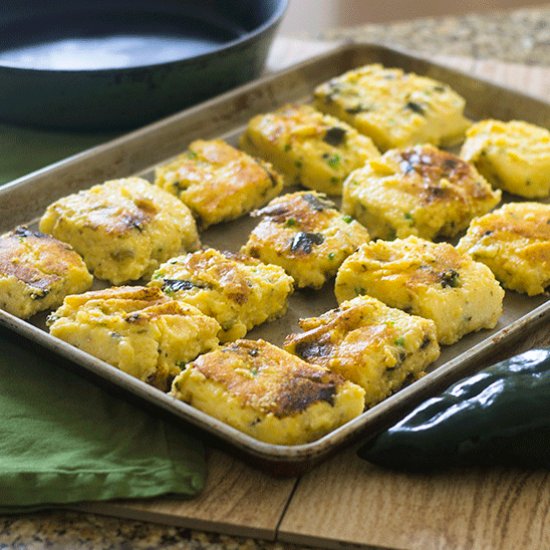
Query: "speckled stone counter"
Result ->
[[1, 6, 549, 550], [322, 6, 550, 65]]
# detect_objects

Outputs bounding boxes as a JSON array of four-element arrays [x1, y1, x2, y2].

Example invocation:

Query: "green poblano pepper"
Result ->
[[359, 349, 550, 471]]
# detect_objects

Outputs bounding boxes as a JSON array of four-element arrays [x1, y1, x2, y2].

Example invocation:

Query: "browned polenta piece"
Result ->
[[335, 236, 505, 345], [241, 191, 370, 288], [284, 295, 440, 407], [155, 139, 283, 228], [48, 285, 220, 390], [149, 248, 293, 342], [343, 144, 501, 240], [170, 339, 365, 445], [39, 177, 200, 284], [457, 202, 550, 295], [0, 226, 92, 318]]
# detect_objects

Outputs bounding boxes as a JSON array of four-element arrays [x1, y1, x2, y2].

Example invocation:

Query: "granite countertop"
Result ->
[[322, 5, 550, 65], [1, 6, 549, 550]]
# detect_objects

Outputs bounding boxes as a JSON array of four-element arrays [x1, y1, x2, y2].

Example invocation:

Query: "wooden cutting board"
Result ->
[[76, 38, 550, 549]]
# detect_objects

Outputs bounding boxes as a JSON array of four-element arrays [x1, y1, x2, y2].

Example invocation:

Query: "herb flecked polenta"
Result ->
[[335, 236, 504, 345], [457, 202, 550, 296], [149, 248, 293, 342], [170, 339, 365, 445], [314, 64, 470, 151], [39, 177, 200, 284], [48, 286, 220, 391], [342, 144, 501, 240], [240, 103, 379, 195], [284, 295, 440, 407], [0, 226, 92, 319], [241, 191, 370, 288], [460, 119, 550, 198], [155, 139, 283, 228]]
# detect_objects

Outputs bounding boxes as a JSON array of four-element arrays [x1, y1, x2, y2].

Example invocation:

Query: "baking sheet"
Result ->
[[1, 44, 548, 473]]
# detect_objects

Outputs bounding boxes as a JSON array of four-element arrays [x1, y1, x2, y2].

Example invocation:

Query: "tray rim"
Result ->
[[1, 42, 549, 468]]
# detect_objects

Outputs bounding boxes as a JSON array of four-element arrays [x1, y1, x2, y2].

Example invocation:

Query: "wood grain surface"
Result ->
[[77, 449, 297, 540], [279, 326, 550, 550], [73, 38, 550, 549]]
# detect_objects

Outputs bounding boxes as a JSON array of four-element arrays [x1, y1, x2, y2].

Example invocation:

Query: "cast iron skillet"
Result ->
[[0, 0, 287, 129]]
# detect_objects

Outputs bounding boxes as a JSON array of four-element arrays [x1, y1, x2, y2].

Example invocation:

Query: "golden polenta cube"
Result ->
[[460, 119, 550, 198], [40, 177, 200, 284], [284, 295, 440, 408], [239, 103, 379, 195], [342, 144, 501, 240], [335, 236, 504, 345], [155, 139, 283, 228], [457, 202, 550, 296], [241, 191, 370, 289], [48, 286, 220, 391], [170, 339, 365, 445], [314, 64, 470, 151], [0, 226, 92, 319], [149, 248, 294, 342]]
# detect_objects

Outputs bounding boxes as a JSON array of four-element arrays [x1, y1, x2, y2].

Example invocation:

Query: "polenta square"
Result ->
[[457, 202, 550, 296], [241, 191, 370, 289], [149, 248, 294, 342], [460, 120, 550, 198], [170, 339, 365, 445], [40, 177, 200, 284], [314, 64, 470, 151], [48, 286, 220, 391], [155, 139, 283, 227], [284, 295, 440, 408], [0, 226, 92, 319], [239, 103, 379, 195], [335, 236, 504, 345], [342, 144, 501, 240]]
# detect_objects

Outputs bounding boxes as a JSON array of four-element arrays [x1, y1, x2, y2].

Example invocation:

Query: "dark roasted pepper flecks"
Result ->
[[358, 349, 550, 471]]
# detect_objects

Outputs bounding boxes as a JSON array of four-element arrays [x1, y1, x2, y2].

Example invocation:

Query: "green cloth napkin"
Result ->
[[0, 126, 207, 510], [0, 330, 206, 512]]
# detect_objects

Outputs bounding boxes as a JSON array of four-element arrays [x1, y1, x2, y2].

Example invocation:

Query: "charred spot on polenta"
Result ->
[[149, 249, 293, 342], [342, 145, 500, 241], [0, 226, 92, 319], [242, 191, 370, 288], [169, 339, 365, 445], [284, 295, 440, 408], [239, 103, 379, 195]]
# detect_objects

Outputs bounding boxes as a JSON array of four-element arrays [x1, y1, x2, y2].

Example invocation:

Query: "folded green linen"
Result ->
[[0, 329, 206, 512], [0, 122, 206, 512]]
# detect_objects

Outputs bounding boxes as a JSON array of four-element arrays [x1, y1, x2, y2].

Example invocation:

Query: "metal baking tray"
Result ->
[[1, 44, 549, 475]]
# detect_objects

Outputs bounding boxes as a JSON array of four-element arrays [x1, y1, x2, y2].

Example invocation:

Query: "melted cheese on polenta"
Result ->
[[170, 339, 365, 445], [461, 119, 550, 198], [240, 103, 379, 195], [457, 202, 550, 295], [342, 144, 501, 240], [335, 236, 504, 345], [314, 64, 470, 151]]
